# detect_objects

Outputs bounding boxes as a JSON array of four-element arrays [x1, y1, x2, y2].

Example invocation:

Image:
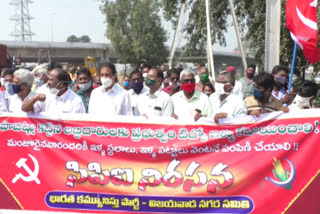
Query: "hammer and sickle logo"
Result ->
[[12, 154, 40, 184]]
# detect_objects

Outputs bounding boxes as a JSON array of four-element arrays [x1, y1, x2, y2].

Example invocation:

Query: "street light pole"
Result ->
[[51, 12, 55, 42]]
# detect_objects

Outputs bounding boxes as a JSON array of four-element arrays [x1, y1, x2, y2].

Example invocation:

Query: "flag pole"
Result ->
[[288, 42, 297, 93]]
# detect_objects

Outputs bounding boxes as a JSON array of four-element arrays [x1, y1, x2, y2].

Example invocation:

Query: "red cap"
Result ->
[[225, 66, 236, 73]]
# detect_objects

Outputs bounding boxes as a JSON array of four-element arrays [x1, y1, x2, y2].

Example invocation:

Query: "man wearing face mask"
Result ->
[[162, 69, 181, 96], [74, 68, 93, 113], [208, 72, 247, 123], [171, 69, 209, 122], [160, 64, 169, 78], [0, 90, 7, 113], [271, 65, 295, 104], [244, 72, 287, 117], [195, 67, 213, 92], [22, 68, 85, 114], [1, 68, 15, 101], [36, 62, 62, 95], [135, 67, 173, 119], [31, 64, 48, 91], [8, 69, 36, 112], [0, 68, 8, 113], [239, 64, 256, 99], [88, 63, 131, 116], [224, 66, 243, 99], [289, 80, 318, 111], [128, 69, 149, 113], [121, 75, 130, 90], [141, 64, 151, 79]]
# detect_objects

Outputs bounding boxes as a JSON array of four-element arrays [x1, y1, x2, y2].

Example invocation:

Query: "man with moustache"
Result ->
[[239, 64, 256, 99]]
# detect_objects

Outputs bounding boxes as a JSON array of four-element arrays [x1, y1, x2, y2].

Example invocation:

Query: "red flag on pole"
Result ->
[[286, 0, 320, 63]]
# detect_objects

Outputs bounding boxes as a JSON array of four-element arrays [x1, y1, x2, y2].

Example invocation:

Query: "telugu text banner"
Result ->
[[0, 111, 319, 213]]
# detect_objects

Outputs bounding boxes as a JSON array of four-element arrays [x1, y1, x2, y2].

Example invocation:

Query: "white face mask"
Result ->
[[101, 77, 113, 89], [78, 81, 92, 92], [142, 73, 148, 78], [169, 81, 180, 86], [0, 77, 4, 87], [4, 82, 14, 95], [47, 82, 61, 96], [292, 95, 312, 109], [49, 87, 60, 96], [215, 82, 227, 96]]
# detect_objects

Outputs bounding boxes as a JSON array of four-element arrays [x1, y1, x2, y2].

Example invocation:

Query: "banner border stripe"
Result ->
[[0, 177, 24, 210], [1, 110, 320, 126], [282, 169, 320, 214]]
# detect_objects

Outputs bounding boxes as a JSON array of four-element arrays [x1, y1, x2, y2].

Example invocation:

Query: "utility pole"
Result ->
[[205, 0, 215, 81], [168, 0, 186, 69], [265, 0, 281, 72], [228, 0, 247, 75]]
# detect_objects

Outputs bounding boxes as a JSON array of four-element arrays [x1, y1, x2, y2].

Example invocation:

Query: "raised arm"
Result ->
[[22, 94, 46, 112]]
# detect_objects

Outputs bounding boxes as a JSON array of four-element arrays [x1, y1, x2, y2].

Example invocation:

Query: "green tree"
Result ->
[[100, 0, 168, 66], [235, 0, 320, 77], [66, 35, 79, 42], [161, 0, 320, 77], [79, 35, 91, 43], [66, 35, 91, 43], [161, 0, 230, 60]]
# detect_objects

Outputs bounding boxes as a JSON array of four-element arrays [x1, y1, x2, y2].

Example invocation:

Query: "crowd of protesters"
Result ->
[[0, 61, 318, 123]]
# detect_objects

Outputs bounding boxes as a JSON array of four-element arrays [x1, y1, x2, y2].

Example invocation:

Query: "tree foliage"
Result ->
[[100, 0, 168, 66], [161, 0, 230, 58], [66, 35, 91, 43], [161, 0, 320, 77]]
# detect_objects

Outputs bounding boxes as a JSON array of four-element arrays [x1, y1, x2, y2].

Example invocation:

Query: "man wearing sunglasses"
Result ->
[[171, 69, 209, 122]]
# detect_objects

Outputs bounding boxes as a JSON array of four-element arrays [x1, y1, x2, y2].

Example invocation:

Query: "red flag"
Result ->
[[286, 0, 320, 63]]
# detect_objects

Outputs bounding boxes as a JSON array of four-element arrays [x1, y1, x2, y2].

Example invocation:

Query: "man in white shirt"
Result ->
[[22, 68, 85, 114], [8, 69, 36, 113], [195, 66, 214, 92], [289, 80, 317, 111], [195, 66, 214, 84], [225, 66, 243, 99], [171, 69, 209, 122], [135, 67, 173, 118], [0, 91, 8, 113], [128, 70, 149, 112], [35, 62, 62, 95], [88, 63, 131, 116], [31, 64, 49, 92], [141, 64, 151, 79], [209, 72, 247, 123], [1, 68, 15, 101]]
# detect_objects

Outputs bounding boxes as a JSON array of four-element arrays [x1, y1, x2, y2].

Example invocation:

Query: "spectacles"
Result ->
[[182, 79, 195, 83]]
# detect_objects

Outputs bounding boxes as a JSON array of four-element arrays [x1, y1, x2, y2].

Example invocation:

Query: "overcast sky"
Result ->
[[0, 0, 237, 51]]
